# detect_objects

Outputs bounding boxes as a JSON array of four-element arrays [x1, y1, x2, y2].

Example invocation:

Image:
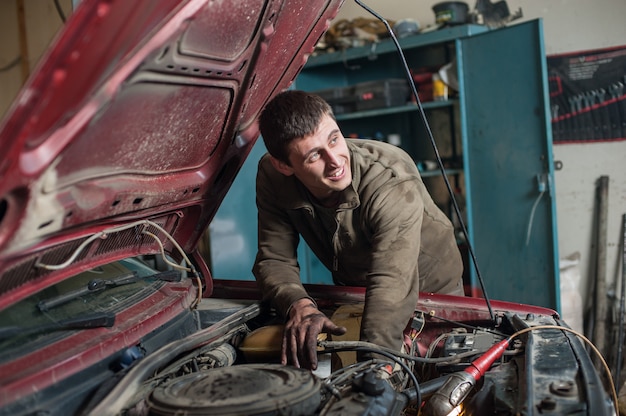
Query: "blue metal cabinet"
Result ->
[[458, 20, 560, 311], [209, 19, 559, 310]]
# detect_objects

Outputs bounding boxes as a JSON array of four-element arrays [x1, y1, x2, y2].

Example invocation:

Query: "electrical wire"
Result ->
[[320, 360, 379, 409], [320, 365, 371, 412], [320, 340, 489, 365], [404, 313, 427, 389], [35, 219, 203, 309], [0, 57, 20, 73], [53, 0, 66, 23], [409, 311, 426, 338], [142, 231, 190, 272], [322, 324, 618, 413], [425, 332, 450, 361], [525, 190, 545, 246], [143, 230, 203, 309], [326, 360, 375, 386]]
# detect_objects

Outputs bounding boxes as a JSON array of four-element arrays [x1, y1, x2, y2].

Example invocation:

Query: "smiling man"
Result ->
[[252, 90, 464, 371]]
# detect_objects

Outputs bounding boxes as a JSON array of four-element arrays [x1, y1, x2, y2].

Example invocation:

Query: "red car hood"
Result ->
[[0, 0, 343, 310]]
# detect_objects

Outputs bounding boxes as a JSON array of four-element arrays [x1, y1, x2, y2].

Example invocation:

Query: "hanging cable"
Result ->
[[525, 190, 545, 245], [53, 0, 66, 23], [0, 57, 21, 73], [354, 0, 495, 322]]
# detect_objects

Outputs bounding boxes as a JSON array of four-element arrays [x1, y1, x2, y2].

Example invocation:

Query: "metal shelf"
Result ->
[[419, 168, 463, 178], [335, 100, 454, 121], [306, 24, 489, 68]]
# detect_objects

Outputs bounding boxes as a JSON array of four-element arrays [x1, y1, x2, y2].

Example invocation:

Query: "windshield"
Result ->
[[0, 257, 164, 362]]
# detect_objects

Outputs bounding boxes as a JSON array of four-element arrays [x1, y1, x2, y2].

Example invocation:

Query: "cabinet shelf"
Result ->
[[306, 24, 488, 67], [335, 100, 454, 121], [419, 168, 463, 178]]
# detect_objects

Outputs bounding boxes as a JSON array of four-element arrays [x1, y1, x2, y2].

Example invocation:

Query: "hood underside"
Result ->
[[0, 0, 343, 309]]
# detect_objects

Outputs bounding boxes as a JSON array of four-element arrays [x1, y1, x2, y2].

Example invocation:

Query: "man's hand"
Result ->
[[282, 298, 347, 370]]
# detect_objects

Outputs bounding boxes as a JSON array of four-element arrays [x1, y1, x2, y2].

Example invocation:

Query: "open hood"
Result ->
[[0, 0, 343, 310]]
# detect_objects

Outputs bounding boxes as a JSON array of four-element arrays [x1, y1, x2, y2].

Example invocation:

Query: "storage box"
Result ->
[[314, 79, 410, 114], [314, 85, 356, 115], [354, 79, 410, 111]]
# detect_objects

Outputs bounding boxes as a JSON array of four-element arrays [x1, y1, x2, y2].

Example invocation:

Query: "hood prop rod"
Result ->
[[355, 0, 495, 323]]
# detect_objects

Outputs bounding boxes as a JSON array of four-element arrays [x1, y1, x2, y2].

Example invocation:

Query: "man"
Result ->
[[252, 90, 464, 371]]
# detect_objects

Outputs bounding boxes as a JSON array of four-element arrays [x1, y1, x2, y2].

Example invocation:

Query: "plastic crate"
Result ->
[[354, 79, 410, 111], [313, 85, 357, 115]]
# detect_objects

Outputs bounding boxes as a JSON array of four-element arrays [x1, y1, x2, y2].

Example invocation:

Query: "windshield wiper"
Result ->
[[37, 270, 181, 312], [0, 312, 116, 341]]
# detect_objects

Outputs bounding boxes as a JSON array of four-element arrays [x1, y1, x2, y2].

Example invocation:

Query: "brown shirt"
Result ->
[[253, 139, 463, 352]]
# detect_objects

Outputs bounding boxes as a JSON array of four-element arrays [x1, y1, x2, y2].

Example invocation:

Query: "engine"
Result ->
[[90, 299, 616, 416]]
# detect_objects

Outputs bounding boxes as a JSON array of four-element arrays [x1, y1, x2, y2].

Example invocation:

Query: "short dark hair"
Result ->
[[258, 90, 334, 165]]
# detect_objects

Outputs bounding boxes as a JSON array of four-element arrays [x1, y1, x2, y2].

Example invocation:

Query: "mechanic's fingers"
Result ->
[[281, 326, 302, 368], [289, 330, 301, 368], [305, 326, 320, 370], [280, 330, 288, 366], [281, 312, 342, 370], [327, 324, 347, 336]]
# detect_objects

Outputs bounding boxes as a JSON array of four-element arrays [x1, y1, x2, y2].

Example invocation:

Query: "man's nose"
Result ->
[[324, 149, 341, 166]]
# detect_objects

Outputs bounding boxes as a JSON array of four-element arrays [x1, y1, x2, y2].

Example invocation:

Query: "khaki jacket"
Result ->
[[253, 139, 463, 352]]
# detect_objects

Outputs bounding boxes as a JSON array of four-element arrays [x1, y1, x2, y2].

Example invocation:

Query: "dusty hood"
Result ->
[[0, 0, 343, 309]]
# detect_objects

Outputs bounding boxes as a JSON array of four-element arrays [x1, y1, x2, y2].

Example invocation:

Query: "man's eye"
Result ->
[[309, 152, 320, 162], [330, 137, 338, 145]]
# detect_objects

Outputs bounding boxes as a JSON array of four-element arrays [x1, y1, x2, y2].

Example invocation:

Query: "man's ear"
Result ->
[[269, 156, 294, 176]]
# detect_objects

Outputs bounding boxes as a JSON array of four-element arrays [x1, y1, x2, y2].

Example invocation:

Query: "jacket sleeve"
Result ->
[[359, 179, 424, 353], [252, 157, 310, 317]]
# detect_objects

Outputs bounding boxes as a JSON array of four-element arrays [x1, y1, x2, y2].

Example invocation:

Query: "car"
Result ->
[[0, 1, 617, 415]]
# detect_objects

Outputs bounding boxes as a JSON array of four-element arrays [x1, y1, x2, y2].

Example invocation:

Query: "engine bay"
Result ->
[[87, 290, 616, 416]]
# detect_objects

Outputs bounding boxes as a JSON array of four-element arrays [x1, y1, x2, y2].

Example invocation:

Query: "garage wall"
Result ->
[[335, 0, 626, 326], [0, 0, 72, 117], [0, 1, 624, 324]]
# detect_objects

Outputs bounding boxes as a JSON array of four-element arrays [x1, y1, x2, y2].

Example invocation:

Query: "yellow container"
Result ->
[[433, 74, 448, 101]]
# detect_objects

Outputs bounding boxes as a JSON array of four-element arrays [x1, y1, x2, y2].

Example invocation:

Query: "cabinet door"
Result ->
[[458, 20, 560, 310]]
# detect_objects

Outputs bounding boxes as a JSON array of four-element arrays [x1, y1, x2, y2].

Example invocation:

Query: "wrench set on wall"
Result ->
[[548, 46, 626, 143]]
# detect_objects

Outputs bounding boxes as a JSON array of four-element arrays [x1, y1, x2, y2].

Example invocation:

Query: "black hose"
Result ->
[[320, 339, 490, 364], [353, 0, 495, 323]]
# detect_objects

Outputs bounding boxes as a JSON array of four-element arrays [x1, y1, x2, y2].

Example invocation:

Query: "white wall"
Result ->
[[335, 0, 626, 320]]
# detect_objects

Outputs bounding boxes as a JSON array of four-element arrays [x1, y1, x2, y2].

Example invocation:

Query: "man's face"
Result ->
[[274, 113, 352, 205]]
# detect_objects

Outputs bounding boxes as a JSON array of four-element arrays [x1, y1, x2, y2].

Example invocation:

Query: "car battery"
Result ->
[[355, 79, 410, 111], [314, 85, 357, 115]]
